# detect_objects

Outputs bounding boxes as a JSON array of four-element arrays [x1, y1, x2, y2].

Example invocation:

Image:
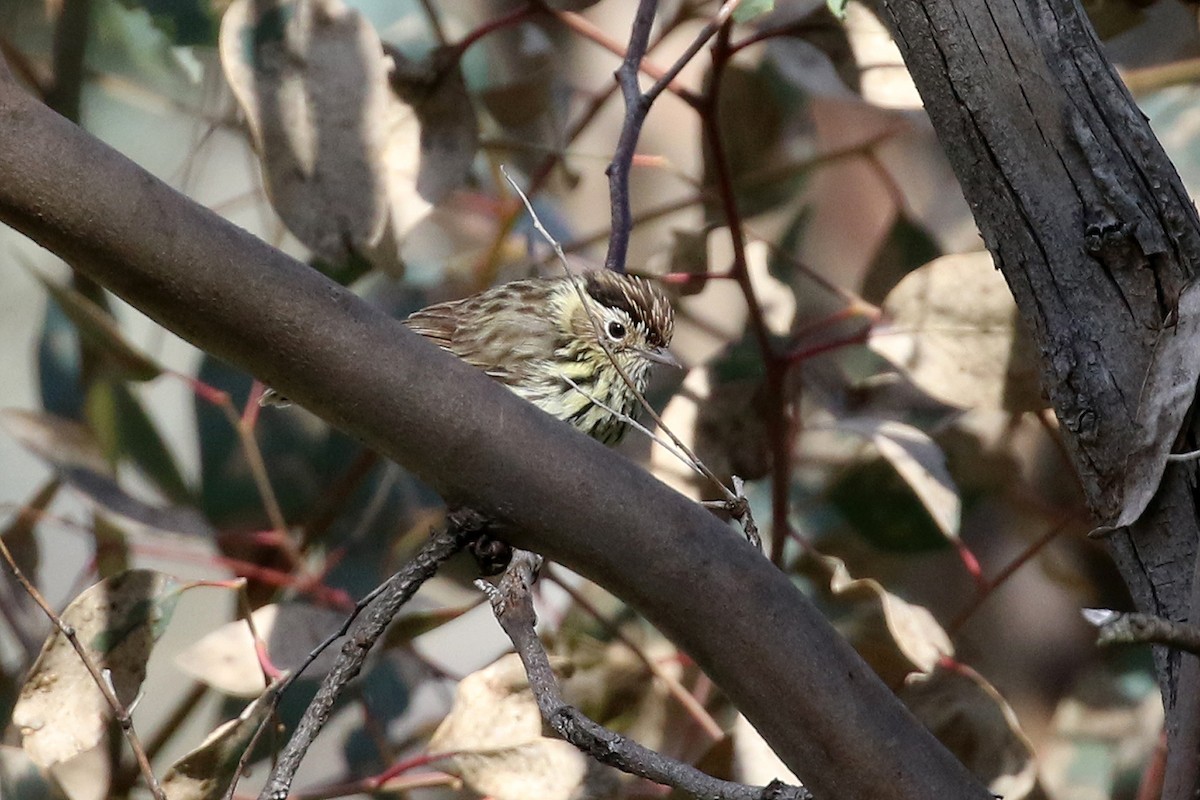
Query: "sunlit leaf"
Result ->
[[220, 0, 476, 272], [161, 689, 275, 800], [731, 714, 799, 787], [1041, 660, 1162, 800], [843, 5, 921, 108], [734, 0, 775, 23], [870, 252, 1044, 412], [14, 570, 187, 766], [902, 664, 1038, 799], [429, 654, 611, 800], [175, 602, 346, 697], [803, 553, 953, 685]]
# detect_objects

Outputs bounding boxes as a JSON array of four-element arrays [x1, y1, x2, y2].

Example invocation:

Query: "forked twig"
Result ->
[[252, 513, 481, 800], [480, 552, 808, 800], [0, 533, 167, 800]]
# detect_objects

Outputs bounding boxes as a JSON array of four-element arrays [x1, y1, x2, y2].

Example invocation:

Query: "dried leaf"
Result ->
[[429, 654, 612, 800], [870, 252, 1044, 412], [220, 0, 390, 262], [175, 602, 346, 696], [1116, 280, 1200, 527], [47, 742, 111, 800], [901, 664, 1038, 799], [805, 553, 953, 685], [14, 570, 187, 767], [161, 689, 275, 800], [843, 6, 921, 109], [836, 417, 961, 539], [220, 0, 475, 270], [731, 715, 799, 787]]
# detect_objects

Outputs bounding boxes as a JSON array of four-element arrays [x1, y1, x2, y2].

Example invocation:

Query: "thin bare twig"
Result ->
[[603, 0, 658, 274], [482, 552, 810, 800], [252, 513, 481, 800], [702, 21, 789, 561], [599, 0, 740, 274], [545, 566, 725, 741], [0, 535, 167, 800], [1086, 610, 1200, 655]]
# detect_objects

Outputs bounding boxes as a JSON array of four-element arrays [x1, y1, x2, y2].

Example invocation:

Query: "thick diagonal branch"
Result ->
[[0, 59, 988, 800]]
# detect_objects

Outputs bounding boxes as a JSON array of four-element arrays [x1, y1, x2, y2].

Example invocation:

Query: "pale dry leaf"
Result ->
[[870, 251, 1044, 412], [221, 0, 457, 269], [161, 689, 276, 800], [46, 743, 110, 800], [902, 664, 1038, 800], [429, 654, 611, 800], [807, 553, 953, 685], [1116, 280, 1200, 527], [836, 416, 961, 539], [731, 715, 800, 788], [376, 46, 479, 272], [843, 5, 923, 110], [14, 570, 186, 767], [0, 745, 70, 800], [175, 602, 346, 696]]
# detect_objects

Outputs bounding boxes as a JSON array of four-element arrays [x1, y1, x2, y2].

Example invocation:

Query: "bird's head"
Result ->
[[560, 271, 678, 376]]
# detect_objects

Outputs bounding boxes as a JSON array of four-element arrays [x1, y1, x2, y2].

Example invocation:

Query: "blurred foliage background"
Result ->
[[1, 0, 1200, 798]]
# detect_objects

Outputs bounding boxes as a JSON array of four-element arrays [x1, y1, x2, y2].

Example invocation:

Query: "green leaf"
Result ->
[[37, 298, 84, 420], [85, 381, 190, 503], [733, 0, 775, 23], [36, 276, 162, 382]]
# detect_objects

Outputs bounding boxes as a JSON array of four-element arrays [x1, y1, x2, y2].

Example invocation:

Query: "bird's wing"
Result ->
[[404, 292, 557, 388]]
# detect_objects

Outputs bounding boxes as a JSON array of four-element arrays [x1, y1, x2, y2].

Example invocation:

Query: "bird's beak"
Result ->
[[641, 346, 683, 369]]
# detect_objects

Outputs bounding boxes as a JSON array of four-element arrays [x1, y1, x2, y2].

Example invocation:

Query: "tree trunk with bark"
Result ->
[[873, 0, 1200, 795]]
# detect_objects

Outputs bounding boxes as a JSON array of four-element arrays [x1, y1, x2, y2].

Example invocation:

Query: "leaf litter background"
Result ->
[[0, 0, 1197, 798]]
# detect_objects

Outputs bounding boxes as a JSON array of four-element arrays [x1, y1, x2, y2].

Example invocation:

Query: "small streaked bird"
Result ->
[[263, 271, 678, 445]]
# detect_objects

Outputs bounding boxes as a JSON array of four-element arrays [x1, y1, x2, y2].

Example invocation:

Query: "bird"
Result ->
[[262, 270, 678, 445]]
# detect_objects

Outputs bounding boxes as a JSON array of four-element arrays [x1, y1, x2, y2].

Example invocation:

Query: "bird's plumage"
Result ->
[[404, 271, 675, 444]]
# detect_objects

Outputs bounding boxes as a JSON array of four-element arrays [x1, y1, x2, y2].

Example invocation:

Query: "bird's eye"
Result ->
[[606, 320, 627, 340]]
